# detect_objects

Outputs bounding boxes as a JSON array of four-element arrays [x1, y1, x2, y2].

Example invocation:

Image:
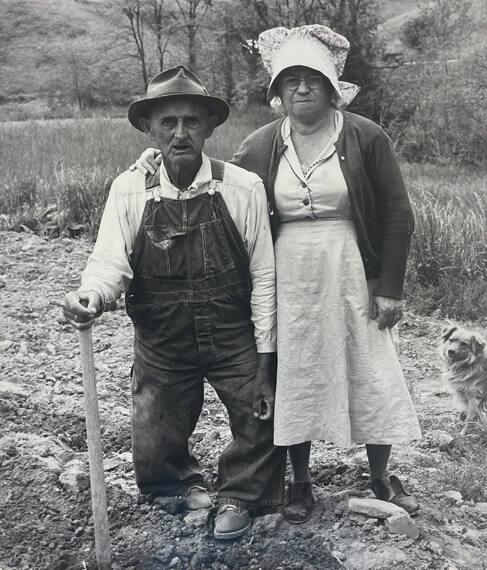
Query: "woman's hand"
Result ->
[[371, 296, 403, 330], [128, 147, 162, 175]]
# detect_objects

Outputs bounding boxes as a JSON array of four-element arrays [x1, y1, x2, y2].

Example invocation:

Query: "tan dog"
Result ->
[[439, 324, 487, 436]]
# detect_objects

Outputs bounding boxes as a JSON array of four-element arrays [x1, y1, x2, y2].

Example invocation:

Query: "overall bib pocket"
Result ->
[[199, 219, 235, 278], [143, 224, 187, 278]]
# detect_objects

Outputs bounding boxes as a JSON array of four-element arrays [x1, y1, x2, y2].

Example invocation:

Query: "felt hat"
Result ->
[[258, 25, 360, 108], [128, 66, 230, 131]]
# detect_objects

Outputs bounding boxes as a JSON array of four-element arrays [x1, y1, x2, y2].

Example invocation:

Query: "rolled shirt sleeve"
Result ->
[[245, 180, 277, 353], [80, 176, 136, 304]]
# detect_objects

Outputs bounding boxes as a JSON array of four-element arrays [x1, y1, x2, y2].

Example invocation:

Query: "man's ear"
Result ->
[[139, 117, 152, 136], [205, 115, 219, 139]]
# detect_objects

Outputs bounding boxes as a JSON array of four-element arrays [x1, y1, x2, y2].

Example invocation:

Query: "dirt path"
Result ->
[[1, 230, 486, 570]]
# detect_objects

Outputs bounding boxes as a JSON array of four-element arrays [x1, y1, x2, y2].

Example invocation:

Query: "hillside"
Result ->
[[0, 0, 414, 111], [0, 0, 485, 119], [0, 0, 109, 100]]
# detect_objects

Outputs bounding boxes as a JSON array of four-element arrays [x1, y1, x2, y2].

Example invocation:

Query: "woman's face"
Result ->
[[277, 66, 333, 124]]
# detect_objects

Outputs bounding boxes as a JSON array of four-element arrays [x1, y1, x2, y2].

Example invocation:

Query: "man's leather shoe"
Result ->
[[182, 485, 213, 511], [371, 474, 420, 515], [213, 503, 251, 539], [283, 481, 314, 524]]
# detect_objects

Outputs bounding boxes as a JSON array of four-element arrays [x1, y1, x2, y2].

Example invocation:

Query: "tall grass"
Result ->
[[1, 110, 486, 319], [403, 163, 487, 320], [0, 107, 273, 234]]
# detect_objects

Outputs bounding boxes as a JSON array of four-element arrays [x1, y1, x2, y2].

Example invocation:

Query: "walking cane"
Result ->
[[79, 325, 112, 570]]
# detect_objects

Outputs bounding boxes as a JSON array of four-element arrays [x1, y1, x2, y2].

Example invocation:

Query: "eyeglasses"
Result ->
[[280, 74, 325, 91]]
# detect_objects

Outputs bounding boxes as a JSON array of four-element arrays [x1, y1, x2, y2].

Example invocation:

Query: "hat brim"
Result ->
[[128, 93, 230, 132]]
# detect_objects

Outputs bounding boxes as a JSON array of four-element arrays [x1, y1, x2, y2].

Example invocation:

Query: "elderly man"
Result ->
[[63, 66, 286, 539]]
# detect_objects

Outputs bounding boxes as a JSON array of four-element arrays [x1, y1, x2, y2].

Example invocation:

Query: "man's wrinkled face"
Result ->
[[143, 98, 216, 171]]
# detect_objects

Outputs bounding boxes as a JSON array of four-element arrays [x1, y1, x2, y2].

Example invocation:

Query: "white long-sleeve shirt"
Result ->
[[81, 154, 276, 352]]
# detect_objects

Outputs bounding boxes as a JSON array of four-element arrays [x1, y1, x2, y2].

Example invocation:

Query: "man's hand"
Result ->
[[128, 147, 162, 176], [252, 352, 277, 421], [371, 295, 403, 330], [63, 290, 103, 329]]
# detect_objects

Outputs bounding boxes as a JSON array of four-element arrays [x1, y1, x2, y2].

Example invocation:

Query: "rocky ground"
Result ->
[[1, 230, 486, 570]]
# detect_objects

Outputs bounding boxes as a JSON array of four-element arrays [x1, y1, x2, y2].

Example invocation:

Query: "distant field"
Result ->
[[2, 111, 487, 319], [0, 108, 274, 234]]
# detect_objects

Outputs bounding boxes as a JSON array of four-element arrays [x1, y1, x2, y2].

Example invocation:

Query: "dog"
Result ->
[[439, 324, 487, 436]]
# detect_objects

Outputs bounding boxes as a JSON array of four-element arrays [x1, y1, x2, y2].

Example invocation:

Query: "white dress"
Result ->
[[273, 114, 422, 447]]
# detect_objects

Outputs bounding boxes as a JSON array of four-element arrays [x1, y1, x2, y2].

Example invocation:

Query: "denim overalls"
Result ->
[[126, 159, 286, 509]]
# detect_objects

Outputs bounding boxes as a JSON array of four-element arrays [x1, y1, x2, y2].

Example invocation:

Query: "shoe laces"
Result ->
[[184, 485, 207, 496], [218, 503, 242, 514]]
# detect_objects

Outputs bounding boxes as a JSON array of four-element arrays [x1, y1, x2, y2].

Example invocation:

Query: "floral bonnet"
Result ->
[[258, 24, 360, 108]]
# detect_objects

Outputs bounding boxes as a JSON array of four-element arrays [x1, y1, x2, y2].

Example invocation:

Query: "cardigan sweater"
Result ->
[[230, 111, 414, 300]]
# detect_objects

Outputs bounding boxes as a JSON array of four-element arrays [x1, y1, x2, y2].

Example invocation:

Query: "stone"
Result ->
[[438, 432, 454, 450], [386, 512, 419, 539], [348, 497, 407, 518], [346, 541, 407, 569], [155, 545, 175, 563], [190, 545, 216, 568], [331, 550, 346, 562], [426, 429, 455, 450], [183, 509, 209, 528], [427, 541, 443, 555], [350, 512, 369, 524], [0, 278, 5, 288], [0, 380, 27, 395], [251, 513, 283, 534], [169, 557, 182, 569], [59, 458, 90, 493], [221, 549, 244, 568], [444, 490, 463, 503], [475, 502, 487, 516], [362, 518, 378, 531], [104, 456, 124, 471], [0, 340, 14, 352], [334, 500, 348, 517]]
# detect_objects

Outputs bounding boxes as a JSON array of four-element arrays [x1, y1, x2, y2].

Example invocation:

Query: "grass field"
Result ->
[[2, 110, 487, 319]]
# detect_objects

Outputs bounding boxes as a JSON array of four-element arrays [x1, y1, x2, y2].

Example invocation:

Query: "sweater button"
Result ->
[[303, 198, 310, 206], [301, 182, 307, 188], [340, 155, 345, 161]]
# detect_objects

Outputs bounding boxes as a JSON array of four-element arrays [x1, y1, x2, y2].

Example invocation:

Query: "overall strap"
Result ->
[[209, 158, 225, 182]]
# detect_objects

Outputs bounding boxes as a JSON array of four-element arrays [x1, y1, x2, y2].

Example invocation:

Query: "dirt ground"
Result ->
[[1, 230, 486, 570]]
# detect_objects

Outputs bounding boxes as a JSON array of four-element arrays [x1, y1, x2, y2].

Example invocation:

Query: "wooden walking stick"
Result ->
[[79, 325, 112, 570]]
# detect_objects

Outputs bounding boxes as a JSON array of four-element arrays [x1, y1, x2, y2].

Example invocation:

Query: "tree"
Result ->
[[122, 0, 150, 88], [148, 0, 175, 72], [99, 0, 176, 92], [219, 0, 384, 111], [381, 0, 486, 162], [173, 0, 213, 70]]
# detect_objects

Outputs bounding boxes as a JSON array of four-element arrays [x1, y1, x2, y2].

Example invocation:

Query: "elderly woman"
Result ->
[[231, 25, 422, 523], [133, 25, 422, 524]]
